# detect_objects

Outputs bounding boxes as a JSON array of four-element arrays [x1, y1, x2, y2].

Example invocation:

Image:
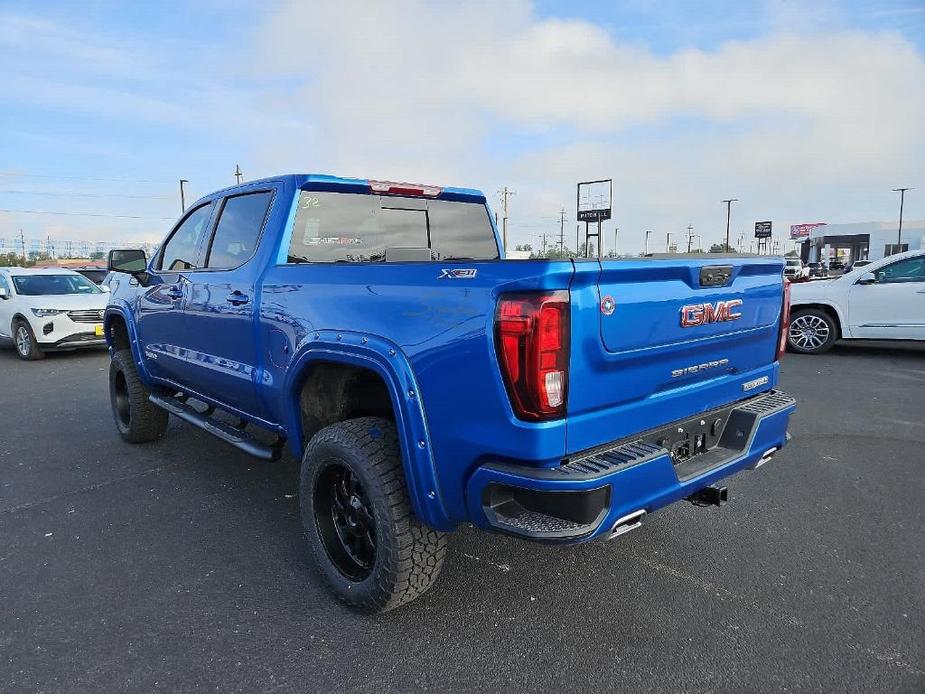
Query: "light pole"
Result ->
[[612, 227, 619, 258], [645, 230, 652, 255], [892, 187, 912, 251], [666, 232, 673, 253], [686, 224, 694, 253], [722, 198, 738, 251], [179, 179, 189, 213]]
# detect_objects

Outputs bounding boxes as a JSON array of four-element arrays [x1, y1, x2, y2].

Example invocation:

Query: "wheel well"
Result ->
[[107, 315, 131, 351], [298, 362, 395, 446], [792, 303, 842, 338]]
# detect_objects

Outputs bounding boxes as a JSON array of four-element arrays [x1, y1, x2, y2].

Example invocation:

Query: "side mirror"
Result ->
[[0, 287, 7, 300], [857, 272, 877, 285], [108, 249, 147, 273]]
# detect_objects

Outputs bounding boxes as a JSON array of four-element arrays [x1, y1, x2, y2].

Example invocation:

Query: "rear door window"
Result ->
[[206, 191, 274, 270], [877, 256, 925, 283], [287, 191, 498, 263]]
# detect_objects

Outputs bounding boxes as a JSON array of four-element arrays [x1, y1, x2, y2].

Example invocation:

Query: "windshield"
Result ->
[[287, 191, 500, 263], [12, 274, 102, 296], [786, 259, 801, 266]]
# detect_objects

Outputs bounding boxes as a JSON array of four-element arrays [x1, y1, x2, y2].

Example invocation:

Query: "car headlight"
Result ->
[[31, 308, 64, 317]]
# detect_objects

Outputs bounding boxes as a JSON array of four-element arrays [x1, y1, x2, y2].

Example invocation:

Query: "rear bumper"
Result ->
[[465, 390, 795, 543]]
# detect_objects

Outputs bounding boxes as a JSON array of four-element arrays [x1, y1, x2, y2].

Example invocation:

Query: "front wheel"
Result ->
[[300, 417, 448, 612], [787, 308, 837, 354], [109, 349, 169, 443], [14, 320, 45, 361]]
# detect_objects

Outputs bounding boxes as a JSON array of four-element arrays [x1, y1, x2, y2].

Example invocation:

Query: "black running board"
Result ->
[[149, 394, 284, 461]]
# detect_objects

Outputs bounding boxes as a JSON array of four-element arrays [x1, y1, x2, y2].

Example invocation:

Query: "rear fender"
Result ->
[[284, 330, 451, 531]]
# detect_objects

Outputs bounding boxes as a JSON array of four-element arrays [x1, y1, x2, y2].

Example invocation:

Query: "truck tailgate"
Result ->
[[566, 256, 785, 455]]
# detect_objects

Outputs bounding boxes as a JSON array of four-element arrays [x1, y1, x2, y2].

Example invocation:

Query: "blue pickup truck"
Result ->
[[104, 173, 795, 612]]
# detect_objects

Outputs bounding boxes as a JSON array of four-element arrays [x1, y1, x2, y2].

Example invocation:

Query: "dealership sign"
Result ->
[[754, 221, 772, 239], [790, 222, 826, 240]]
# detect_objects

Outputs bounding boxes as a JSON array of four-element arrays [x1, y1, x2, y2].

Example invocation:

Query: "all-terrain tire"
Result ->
[[14, 320, 45, 361], [109, 349, 169, 443], [300, 417, 448, 613]]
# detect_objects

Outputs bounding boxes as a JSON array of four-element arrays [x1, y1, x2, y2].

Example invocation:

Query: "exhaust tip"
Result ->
[[608, 509, 646, 540]]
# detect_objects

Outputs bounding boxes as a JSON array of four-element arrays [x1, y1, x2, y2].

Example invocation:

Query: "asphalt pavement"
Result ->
[[1, 342, 923, 693]]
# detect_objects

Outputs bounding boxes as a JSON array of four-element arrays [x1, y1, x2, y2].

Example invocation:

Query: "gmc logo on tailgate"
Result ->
[[680, 299, 743, 328]]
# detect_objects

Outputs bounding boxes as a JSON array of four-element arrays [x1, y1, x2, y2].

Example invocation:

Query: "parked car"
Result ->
[[783, 257, 809, 280], [0, 267, 109, 360], [788, 249, 925, 353], [72, 266, 109, 284], [807, 262, 826, 278], [829, 258, 845, 271], [104, 173, 795, 612], [844, 259, 871, 273]]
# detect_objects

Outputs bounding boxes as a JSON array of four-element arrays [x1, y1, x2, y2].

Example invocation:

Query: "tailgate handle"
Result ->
[[700, 265, 733, 287]]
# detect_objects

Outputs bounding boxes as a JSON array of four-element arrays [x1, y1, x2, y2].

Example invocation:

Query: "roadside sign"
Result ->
[[754, 221, 772, 238], [577, 180, 612, 222], [790, 222, 826, 239]]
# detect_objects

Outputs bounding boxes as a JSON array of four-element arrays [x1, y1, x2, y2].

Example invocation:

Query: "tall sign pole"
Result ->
[[892, 187, 912, 250], [722, 198, 738, 250]]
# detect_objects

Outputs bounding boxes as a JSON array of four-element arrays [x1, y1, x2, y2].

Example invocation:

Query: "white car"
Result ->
[[0, 267, 110, 360], [787, 249, 925, 354], [783, 257, 809, 280]]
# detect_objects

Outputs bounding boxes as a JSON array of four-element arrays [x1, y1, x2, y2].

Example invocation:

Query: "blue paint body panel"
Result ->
[[106, 174, 794, 537]]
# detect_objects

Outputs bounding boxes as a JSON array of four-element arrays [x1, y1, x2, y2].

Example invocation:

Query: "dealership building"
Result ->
[[795, 220, 925, 264]]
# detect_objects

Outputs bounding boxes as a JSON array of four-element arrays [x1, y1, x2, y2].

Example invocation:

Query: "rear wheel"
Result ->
[[300, 417, 448, 612], [787, 308, 837, 354], [109, 349, 169, 442], [14, 320, 44, 361]]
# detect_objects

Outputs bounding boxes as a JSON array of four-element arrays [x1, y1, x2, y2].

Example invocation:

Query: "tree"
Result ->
[[90, 251, 105, 260], [709, 243, 735, 253]]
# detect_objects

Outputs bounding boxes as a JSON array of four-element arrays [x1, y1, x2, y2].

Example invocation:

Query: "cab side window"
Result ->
[[876, 256, 925, 284], [205, 191, 274, 270], [158, 203, 214, 272]]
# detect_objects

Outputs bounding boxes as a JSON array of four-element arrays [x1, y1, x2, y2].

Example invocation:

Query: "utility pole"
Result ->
[[234, 164, 243, 184], [721, 198, 738, 251], [499, 187, 514, 252], [612, 227, 619, 258], [686, 224, 694, 253], [892, 187, 912, 251], [559, 208, 566, 255], [20, 229, 26, 262], [179, 179, 189, 212], [645, 230, 652, 255]]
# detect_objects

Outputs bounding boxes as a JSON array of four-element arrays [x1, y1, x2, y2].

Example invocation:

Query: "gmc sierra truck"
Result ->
[[104, 174, 795, 612]]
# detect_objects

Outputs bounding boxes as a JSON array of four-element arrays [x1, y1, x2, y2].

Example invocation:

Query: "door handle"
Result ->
[[226, 291, 250, 305]]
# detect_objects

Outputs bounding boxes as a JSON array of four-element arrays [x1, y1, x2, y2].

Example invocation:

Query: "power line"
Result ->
[[0, 189, 173, 200], [0, 172, 173, 185], [0, 209, 175, 220]]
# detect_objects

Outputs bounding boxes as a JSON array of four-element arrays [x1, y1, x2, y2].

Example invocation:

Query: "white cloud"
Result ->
[[253, 0, 925, 252]]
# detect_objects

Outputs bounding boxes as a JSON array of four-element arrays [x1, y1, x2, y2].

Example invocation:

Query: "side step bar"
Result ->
[[149, 394, 284, 461]]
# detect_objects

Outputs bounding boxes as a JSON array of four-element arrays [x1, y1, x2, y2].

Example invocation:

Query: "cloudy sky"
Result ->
[[1, 0, 924, 255]]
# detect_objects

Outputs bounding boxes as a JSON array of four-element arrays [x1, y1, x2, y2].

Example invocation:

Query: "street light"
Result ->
[[644, 230, 652, 255], [721, 199, 738, 251], [179, 179, 189, 213], [613, 227, 619, 258], [666, 232, 673, 253], [892, 187, 912, 252]]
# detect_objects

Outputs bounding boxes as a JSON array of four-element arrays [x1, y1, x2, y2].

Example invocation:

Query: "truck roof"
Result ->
[[206, 174, 486, 204]]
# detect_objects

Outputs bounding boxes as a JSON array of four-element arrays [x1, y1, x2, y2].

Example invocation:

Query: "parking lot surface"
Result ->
[[1, 343, 923, 693]]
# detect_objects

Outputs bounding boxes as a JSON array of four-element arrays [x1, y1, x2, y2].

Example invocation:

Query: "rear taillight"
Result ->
[[776, 279, 791, 360], [495, 291, 570, 421]]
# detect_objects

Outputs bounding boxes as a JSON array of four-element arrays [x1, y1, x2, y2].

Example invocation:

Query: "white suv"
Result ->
[[0, 267, 109, 360], [787, 249, 925, 354]]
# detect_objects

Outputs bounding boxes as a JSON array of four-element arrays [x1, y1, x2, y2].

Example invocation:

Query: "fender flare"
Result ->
[[283, 330, 452, 531], [103, 303, 155, 383]]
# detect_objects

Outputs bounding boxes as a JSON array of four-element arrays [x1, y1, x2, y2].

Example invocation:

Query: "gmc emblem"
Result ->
[[680, 299, 743, 328]]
